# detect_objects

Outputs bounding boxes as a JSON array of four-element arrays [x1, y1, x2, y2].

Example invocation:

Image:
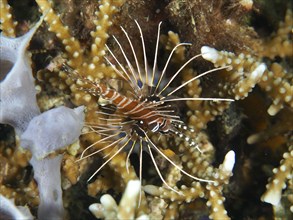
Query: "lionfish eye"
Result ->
[[137, 80, 143, 88], [119, 132, 127, 138]]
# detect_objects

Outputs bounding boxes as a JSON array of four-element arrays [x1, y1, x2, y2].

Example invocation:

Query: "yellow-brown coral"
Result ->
[[0, 0, 17, 37], [0, 0, 292, 219]]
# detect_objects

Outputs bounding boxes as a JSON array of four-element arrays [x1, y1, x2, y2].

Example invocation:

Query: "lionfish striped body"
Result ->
[[85, 81, 176, 135], [65, 21, 233, 194]]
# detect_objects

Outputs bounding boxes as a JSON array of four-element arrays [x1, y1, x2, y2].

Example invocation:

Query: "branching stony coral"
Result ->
[[257, 9, 293, 117], [89, 180, 149, 220], [1, 0, 149, 217], [1, 0, 293, 219], [201, 6, 292, 219], [0, 0, 17, 37], [144, 150, 235, 220], [261, 145, 293, 206]]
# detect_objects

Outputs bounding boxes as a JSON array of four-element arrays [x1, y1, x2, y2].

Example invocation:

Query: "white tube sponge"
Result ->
[[0, 20, 42, 135], [30, 155, 64, 220], [20, 106, 84, 220], [0, 195, 34, 220], [21, 106, 85, 159]]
